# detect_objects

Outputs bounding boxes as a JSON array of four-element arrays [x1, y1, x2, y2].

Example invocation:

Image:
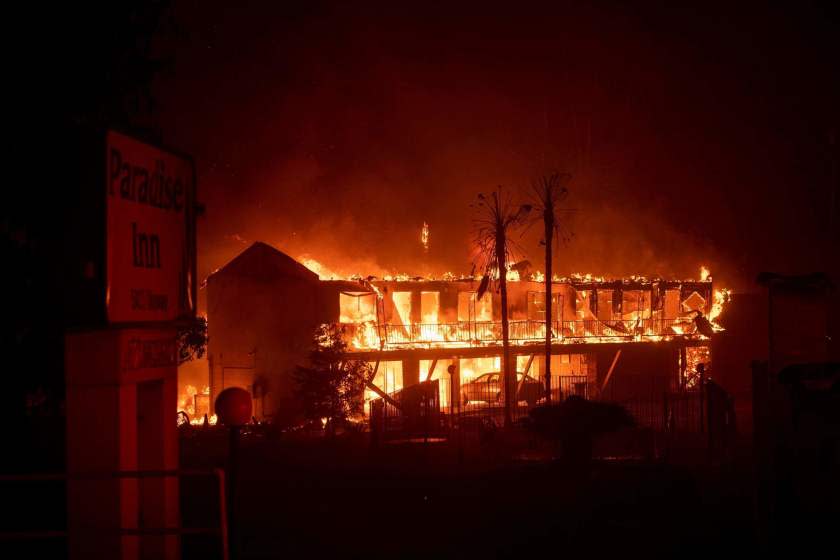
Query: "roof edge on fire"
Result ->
[[208, 241, 319, 284]]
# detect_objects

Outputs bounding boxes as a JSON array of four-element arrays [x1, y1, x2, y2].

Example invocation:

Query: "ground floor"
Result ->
[[357, 340, 713, 423]]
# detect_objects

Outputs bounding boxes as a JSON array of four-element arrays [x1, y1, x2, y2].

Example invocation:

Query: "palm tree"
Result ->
[[472, 186, 531, 427], [529, 173, 573, 404]]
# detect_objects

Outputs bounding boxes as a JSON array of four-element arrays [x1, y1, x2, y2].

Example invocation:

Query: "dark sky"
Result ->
[[145, 1, 839, 294]]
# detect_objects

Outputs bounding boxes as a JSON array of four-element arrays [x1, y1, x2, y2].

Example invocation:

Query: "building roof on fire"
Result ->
[[208, 242, 319, 284]]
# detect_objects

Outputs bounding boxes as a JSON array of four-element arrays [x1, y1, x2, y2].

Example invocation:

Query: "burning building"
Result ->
[[203, 242, 726, 424]]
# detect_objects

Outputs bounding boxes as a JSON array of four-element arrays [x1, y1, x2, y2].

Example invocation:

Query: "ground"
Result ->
[[179, 427, 759, 559]]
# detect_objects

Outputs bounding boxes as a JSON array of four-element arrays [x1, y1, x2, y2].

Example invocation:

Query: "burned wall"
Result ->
[[207, 265, 326, 421]]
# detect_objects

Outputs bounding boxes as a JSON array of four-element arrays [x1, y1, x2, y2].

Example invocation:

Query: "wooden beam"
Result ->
[[366, 356, 401, 409], [600, 349, 622, 396], [365, 381, 401, 410], [516, 354, 536, 396], [425, 358, 438, 382]]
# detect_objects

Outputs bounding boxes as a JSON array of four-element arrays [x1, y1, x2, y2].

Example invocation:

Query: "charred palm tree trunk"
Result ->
[[530, 173, 572, 405], [496, 227, 514, 427], [472, 187, 531, 428], [544, 207, 553, 404]]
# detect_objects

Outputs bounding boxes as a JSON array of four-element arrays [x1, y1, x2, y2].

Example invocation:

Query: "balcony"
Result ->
[[341, 317, 699, 350]]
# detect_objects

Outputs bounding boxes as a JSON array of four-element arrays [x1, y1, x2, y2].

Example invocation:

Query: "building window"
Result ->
[[339, 292, 376, 323], [621, 290, 652, 320], [457, 291, 492, 322], [420, 291, 439, 324], [391, 292, 412, 326], [527, 291, 563, 321]]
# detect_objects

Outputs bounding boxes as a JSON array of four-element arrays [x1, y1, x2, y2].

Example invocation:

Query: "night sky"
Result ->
[[22, 1, 840, 295]]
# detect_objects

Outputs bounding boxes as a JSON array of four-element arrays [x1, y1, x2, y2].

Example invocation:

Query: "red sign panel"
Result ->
[[106, 131, 195, 323]]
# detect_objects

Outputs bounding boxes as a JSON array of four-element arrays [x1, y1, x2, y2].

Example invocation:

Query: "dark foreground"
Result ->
[[5, 422, 834, 559], [180, 428, 760, 559]]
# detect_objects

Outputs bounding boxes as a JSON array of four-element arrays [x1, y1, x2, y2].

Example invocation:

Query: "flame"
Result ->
[[421, 222, 429, 253], [312, 259, 733, 350], [188, 413, 217, 426], [178, 385, 210, 423], [709, 288, 730, 324], [571, 272, 606, 282], [300, 257, 340, 280]]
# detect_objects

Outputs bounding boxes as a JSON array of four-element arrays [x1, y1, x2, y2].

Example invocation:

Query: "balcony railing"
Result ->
[[341, 317, 698, 350]]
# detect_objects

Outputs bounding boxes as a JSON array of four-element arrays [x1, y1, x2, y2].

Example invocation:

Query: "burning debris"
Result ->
[[177, 384, 216, 425], [318, 261, 729, 351], [204, 242, 731, 425]]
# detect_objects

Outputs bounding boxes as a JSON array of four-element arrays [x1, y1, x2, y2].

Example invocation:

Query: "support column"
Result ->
[[66, 328, 179, 560], [449, 359, 461, 411], [402, 357, 420, 388]]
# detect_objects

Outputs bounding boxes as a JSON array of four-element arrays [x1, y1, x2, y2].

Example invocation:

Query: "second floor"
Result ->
[[328, 276, 724, 350]]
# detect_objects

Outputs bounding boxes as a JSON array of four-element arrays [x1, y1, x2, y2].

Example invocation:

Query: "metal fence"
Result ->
[[369, 372, 731, 459], [370, 375, 590, 440], [370, 380, 442, 440]]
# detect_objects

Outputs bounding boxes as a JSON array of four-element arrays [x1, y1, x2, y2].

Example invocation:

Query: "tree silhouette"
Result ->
[[472, 186, 531, 427], [294, 324, 373, 437], [528, 173, 574, 403], [177, 315, 208, 365]]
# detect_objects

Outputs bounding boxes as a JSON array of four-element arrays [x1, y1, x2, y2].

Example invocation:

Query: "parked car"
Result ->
[[461, 371, 544, 406]]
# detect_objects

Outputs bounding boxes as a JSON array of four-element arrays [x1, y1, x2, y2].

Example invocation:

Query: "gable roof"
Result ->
[[209, 242, 319, 284]]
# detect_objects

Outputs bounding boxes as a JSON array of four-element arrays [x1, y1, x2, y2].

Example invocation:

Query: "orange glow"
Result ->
[[300, 258, 731, 351], [300, 257, 340, 279]]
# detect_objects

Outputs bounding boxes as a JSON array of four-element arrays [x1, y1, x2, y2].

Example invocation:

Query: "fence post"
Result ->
[[215, 468, 230, 560], [698, 363, 706, 434]]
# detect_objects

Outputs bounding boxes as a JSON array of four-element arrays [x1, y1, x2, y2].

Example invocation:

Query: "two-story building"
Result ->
[[205, 242, 719, 422]]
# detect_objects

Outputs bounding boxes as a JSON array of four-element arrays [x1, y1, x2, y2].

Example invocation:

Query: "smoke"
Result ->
[[153, 2, 837, 305]]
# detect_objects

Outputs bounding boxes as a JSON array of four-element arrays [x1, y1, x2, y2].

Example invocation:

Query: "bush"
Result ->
[[523, 396, 635, 465]]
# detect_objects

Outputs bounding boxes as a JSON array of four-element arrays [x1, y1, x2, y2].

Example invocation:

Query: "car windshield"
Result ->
[[478, 372, 533, 382]]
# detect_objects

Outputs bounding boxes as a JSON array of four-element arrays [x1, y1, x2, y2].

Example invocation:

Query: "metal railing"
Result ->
[[353, 317, 694, 348]]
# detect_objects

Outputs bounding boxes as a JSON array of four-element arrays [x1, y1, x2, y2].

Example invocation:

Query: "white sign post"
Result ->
[[67, 130, 195, 560]]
